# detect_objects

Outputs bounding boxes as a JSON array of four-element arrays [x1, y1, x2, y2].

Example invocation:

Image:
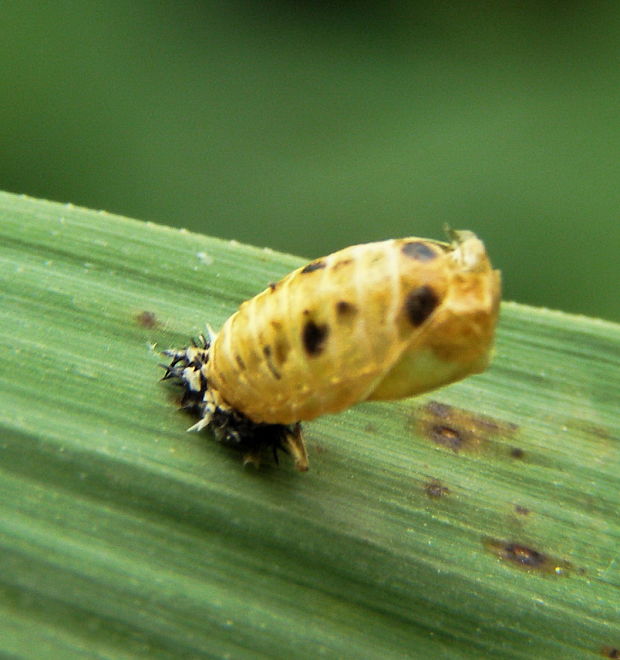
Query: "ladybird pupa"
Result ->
[[162, 229, 501, 471]]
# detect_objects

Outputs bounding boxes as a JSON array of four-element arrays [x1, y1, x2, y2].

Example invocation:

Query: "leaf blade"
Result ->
[[1, 191, 619, 658]]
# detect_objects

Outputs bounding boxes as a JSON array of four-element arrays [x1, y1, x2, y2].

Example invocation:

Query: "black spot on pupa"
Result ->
[[402, 241, 438, 261], [301, 260, 326, 274], [263, 345, 282, 380], [483, 538, 572, 575], [235, 355, 246, 370], [136, 311, 158, 328], [404, 286, 439, 326], [424, 479, 450, 499], [302, 320, 329, 356], [336, 300, 357, 316], [268, 282, 278, 291], [274, 337, 290, 365], [332, 258, 353, 270]]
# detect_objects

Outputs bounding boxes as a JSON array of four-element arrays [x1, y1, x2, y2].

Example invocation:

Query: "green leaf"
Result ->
[[1, 191, 619, 658]]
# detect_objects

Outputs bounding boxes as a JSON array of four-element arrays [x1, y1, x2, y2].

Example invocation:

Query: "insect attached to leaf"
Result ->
[[162, 229, 501, 471]]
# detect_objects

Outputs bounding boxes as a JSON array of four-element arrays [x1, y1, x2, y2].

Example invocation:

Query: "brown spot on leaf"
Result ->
[[431, 424, 464, 451], [502, 543, 545, 568], [424, 479, 450, 499], [514, 505, 530, 516], [136, 311, 158, 328], [417, 401, 518, 455], [601, 647, 620, 659], [484, 538, 572, 575], [566, 418, 613, 441], [404, 286, 439, 326]]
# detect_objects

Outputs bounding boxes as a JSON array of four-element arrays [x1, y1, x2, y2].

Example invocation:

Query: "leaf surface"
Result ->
[[1, 192, 619, 658]]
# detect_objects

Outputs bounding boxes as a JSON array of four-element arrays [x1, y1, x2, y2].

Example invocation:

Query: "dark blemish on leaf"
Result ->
[[484, 538, 572, 575], [302, 320, 329, 356], [301, 260, 326, 274], [313, 440, 327, 454], [430, 424, 464, 452], [566, 418, 613, 441], [336, 300, 357, 316], [416, 401, 518, 455], [425, 401, 451, 417], [402, 241, 438, 261], [510, 447, 525, 459], [502, 543, 545, 568], [514, 505, 530, 516], [424, 479, 450, 499], [404, 286, 439, 326], [601, 647, 620, 658], [136, 311, 158, 328]]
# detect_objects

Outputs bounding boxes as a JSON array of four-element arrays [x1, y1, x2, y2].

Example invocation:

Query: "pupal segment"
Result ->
[[162, 228, 500, 471]]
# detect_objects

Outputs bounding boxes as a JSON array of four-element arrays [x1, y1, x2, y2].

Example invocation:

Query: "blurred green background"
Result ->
[[2, 1, 619, 321]]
